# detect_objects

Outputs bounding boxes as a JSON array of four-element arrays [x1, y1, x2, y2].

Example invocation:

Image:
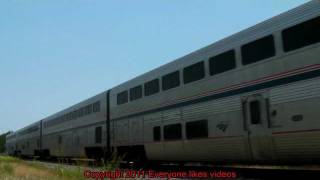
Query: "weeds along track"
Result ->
[[19, 156, 320, 179]]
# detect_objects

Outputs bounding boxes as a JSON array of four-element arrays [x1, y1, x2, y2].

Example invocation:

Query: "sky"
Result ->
[[0, 0, 309, 134]]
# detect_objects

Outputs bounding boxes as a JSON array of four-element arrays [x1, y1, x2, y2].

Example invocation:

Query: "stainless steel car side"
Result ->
[[5, 132, 16, 156], [41, 92, 107, 158], [10, 121, 41, 156]]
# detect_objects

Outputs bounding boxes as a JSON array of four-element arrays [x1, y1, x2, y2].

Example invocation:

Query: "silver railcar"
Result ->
[[110, 0, 320, 163], [13, 121, 41, 156], [41, 92, 107, 158], [5, 132, 16, 156]]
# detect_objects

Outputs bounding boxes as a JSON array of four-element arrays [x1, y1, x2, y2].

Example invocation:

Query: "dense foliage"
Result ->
[[0, 132, 10, 153]]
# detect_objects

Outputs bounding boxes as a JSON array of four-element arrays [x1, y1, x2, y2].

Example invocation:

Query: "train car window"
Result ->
[[83, 107, 87, 115], [57, 117, 62, 124], [144, 79, 159, 96], [48, 119, 54, 127], [186, 120, 208, 139], [37, 139, 40, 148], [282, 16, 320, 52], [58, 136, 62, 144], [69, 112, 73, 120], [241, 35, 275, 65], [78, 108, 83, 117], [183, 61, 205, 84], [72, 111, 77, 119], [63, 114, 67, 121], [84, 107, 88, 115], [86, 104, 93, 115], [130, 85, 143, 101], [43, 121, 48, 128], [250, 100, 261, 124], [209, 50, 236, 75], [53, 117, 57, 125], [26, 126, 38, 133], [95, 126, 102, 143], [153, 126, 161, 141], [81, 108, 85, 116], [162, 71, 180, 91], [93, 101, 100, 112], [56, 117, 60, 124], [117, 90, 128, 105], [89, 105, 93, 114], [164, 123, 182, 140]]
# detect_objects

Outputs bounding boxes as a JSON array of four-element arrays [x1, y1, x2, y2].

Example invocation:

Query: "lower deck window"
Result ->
[[164, 123, 182, 140], [186, 120, 208, 139], [153, 126, 161, 141], [95, 126, 102, 143]]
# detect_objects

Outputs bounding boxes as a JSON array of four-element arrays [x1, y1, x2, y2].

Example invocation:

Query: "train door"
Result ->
[[242, 93, 274, 161], [72, 130, 80, 156]]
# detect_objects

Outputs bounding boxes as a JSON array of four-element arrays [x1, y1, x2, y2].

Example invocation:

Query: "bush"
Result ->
[[0, 131, 11, 153]]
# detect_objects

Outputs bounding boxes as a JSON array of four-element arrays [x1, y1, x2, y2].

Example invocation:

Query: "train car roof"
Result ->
[[41, 91, 107, 123], [110, 0, 320, 92], [14, 121, 40, 134]]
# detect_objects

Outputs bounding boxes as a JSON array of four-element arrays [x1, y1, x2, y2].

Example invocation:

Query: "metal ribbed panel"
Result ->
[[270, 78, 320, 105], [182, 96, 241, 119], [162, 109, 181, 122], [144, 112, 161, 121], [273, 132, 320, 158], [146, 138, 248, 161]]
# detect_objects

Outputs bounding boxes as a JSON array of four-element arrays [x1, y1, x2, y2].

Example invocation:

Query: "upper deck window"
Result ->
[[67, 112, 72, 120], [282, 16, 320, 52], [93, 101, 100, 112], [144, 79, 159, 96], [130, 85, 142, 101], [209, 50, 236, 75], [183, 61, 205, 84], [117, 90, 128, 105], [78, 108, 84, 117], [162, 71, 180, 91], [72, 111, 77, 119], [85, 104, 92, 115], [241, 35, 275, 65]]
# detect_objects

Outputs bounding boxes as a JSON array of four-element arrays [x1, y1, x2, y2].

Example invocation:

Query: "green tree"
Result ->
[[0, 132, 10, 153]]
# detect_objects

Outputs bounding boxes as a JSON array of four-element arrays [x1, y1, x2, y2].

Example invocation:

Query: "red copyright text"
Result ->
[[84, 169, 237, 179]]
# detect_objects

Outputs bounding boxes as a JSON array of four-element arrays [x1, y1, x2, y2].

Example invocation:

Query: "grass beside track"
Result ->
[[0, 156, 85, 180]]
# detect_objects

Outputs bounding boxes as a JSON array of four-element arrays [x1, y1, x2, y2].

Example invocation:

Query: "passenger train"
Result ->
[[6, 1, 320, 164]]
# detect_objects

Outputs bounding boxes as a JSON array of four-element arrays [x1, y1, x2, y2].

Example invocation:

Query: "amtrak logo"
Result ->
[[216, 121, 229, 132]]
